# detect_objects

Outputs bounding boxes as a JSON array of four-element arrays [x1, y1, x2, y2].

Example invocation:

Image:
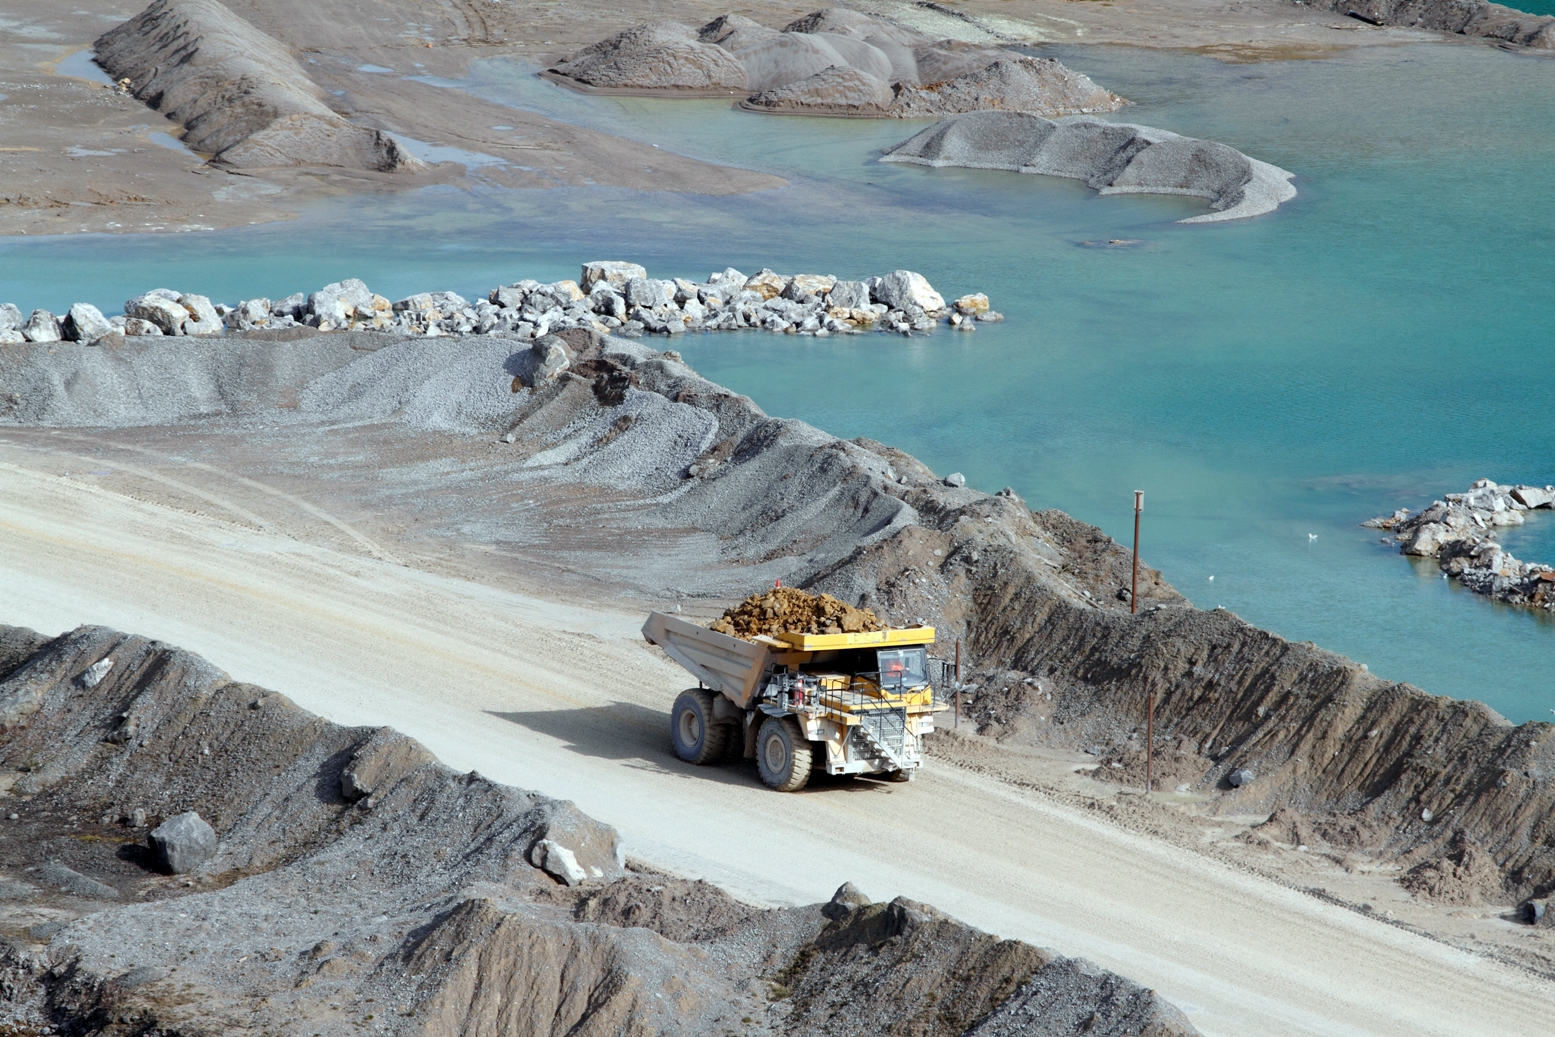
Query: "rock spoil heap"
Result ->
[[710, 587, 885, 639], [550, 8, 1124, 119], [0, 624, 1197, 1037], [1310, 0, 1554, 47], [95, 0, 426, 172], [0, 264, 998, 345], [1366, 478, 1555, 610], [882, 110, 1297, 223]]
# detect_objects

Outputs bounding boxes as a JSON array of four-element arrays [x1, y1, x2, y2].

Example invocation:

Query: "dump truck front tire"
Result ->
[[756, 716, 812, 792], [671, 690, 727, 765]]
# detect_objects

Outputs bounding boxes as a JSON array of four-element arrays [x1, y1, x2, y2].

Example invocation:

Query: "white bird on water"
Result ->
[[1309, 533, 1318, 541], [1208, 575, 1214, 581]]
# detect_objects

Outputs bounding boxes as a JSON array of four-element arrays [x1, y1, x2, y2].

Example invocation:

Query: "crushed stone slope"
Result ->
[[0, 623, 1196, 1037]]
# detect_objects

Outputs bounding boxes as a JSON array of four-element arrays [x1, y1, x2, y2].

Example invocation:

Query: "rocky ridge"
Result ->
[[0, 624, 1196, 1037], [881, 110, 1297, 223], [0, 264, 998, 347], [550, 8, 1125, 119], [1365, 477, 1555, 609]]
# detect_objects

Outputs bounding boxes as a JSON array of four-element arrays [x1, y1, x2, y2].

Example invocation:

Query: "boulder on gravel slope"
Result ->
[[149, 811, 218, 874]]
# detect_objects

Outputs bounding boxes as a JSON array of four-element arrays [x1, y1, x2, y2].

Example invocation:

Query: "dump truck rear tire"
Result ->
[[756, 716, 812, 792], [671, 690, 727, 765]]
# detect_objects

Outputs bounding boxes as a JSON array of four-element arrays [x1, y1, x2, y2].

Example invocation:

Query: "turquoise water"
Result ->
[[5, 42, 1555, 721]]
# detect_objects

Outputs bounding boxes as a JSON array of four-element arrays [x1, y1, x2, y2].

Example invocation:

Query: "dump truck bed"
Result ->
[[775, 627, 935, 651], [642, 612, 799, 707]]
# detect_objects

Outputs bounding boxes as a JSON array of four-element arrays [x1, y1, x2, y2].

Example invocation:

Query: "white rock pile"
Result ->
[[1366, 478, 1555, 610], [0, 263, 1000, 345]]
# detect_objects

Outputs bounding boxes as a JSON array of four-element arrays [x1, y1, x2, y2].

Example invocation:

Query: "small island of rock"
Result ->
[[880, 110, 1297, 223]]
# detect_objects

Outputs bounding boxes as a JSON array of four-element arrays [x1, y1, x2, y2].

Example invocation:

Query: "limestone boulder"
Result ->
[[22, 310, 63, 343], [625, 278, 675, 309], [339, 728, 436, 802], [63, 303, 115, 343], [954, 293, 990, 315], [744, 269, 787, 300], [581, 261, 648, 291], [179, 294, 223, 336], [122, 318, 163, 337], [827, 281, 870, 310], [511, 335, 572, 388], [1512, 486, 1554, 509], [785, 274, 837, 300], [148, 811, 217, 874], [309, 279, 375, 327], [872, 270, 945, 313], [126, 290, 189, 335], [529, 837, 587, 886]]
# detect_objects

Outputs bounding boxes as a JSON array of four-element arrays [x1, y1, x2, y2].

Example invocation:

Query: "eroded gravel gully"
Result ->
[[0, 327, 1552, 1033]]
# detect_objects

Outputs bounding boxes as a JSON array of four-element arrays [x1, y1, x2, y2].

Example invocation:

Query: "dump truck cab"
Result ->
[[643, 612, 948, 792]]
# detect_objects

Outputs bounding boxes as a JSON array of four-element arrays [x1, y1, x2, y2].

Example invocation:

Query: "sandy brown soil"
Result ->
[[2, 0, 1445, 237]]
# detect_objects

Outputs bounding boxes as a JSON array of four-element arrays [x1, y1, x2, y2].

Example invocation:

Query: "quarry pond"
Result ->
[[7, 40, 1555, 723]]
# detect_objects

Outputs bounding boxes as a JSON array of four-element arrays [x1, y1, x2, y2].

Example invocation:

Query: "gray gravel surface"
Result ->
[[0, 620, 1197, 1037]]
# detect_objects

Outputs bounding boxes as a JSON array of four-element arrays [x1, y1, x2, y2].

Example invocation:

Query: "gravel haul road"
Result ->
[[0, 451, 1548, 1037]]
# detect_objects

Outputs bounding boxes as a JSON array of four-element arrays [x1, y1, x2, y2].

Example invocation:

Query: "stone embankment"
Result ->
[[0, 624, 1196, 1037], [95, 0, 426, 172], [1365, 478, 1555, 609], [1307, 0, 1555, 47], [882, 111, 1297, 223], [550, 8, 1125, 119], [0, 263, 999, 345]]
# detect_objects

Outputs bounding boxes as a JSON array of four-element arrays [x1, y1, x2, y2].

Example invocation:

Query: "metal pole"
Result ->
[[954, 639, 961, 729], [1146, 690, 1155, 795], [1131, 491, 1143, 615]]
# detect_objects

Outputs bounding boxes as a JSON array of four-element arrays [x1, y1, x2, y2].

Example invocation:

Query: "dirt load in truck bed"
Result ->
[[710, 587, 885, 639]]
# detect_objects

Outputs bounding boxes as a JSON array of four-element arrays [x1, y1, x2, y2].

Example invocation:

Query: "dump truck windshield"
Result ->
[[876, 648, 927, 690]]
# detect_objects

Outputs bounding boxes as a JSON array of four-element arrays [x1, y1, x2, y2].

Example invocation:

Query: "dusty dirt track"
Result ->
[[0, 446, 1549, 1037]]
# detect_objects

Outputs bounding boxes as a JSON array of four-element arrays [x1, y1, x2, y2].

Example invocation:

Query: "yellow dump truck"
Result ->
[[642, 612, 948, 791]]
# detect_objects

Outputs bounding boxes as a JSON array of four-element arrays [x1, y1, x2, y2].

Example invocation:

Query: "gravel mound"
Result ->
[[888, 59, 1122, 119], [550, 21, 748, 92], [0, 333, 365, 428], [745, 64, 894, 112], [709, 587, 884, 639], [96, 0, 427, 171], [552, 9, 1126, 118], [297, 335, 528, 433], [881, 110, 1296, 223]]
